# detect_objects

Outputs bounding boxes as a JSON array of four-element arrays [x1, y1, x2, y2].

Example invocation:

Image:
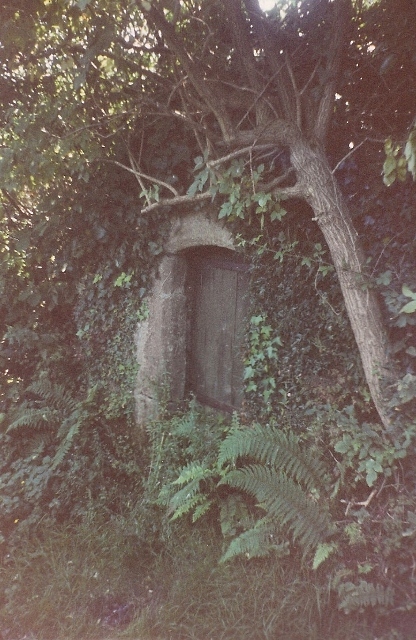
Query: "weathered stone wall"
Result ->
[[134, 210, 235, 424]]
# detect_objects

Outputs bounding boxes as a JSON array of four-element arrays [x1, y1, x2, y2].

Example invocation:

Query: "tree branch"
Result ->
[[270, 182, 305, 200], [261, 167, 296, 193], [229, 118, 301, 149], [207, 144, 276, 168], [223, 0, 271, 125], [244, 0, 296, 121], [141, 190, 212, 214], [331, 137, 384, 174], [314, 0, 351, 142], [141, 1, 234, 142], [111, 160, 179, 197]]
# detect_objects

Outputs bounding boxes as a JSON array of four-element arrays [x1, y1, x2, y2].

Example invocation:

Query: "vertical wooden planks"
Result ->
[[187, 249, 250, 411]]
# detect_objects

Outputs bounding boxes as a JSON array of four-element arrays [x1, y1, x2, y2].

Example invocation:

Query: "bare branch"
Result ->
[[230, 118, 301, 148], [331, 137, 384, 174], [270, 182, 305, 200], [143, 3, 234, 142], [261, 168, 296, 192], [127, 149, 151, 206], [141, 190, 212, 214], [299, 60, 320, 96], [314, 0, 351, 142], [224, 0, 271, 125], [244, 0, 296, 121], [207, 144, 276, 168], [111, 160, 179, 197], [285, 53, 302, 129]]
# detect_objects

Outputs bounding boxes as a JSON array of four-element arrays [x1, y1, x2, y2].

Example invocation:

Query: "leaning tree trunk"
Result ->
[[290, 141, 397, 431]]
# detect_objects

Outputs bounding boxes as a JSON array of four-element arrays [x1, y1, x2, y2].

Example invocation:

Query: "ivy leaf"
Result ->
[[244, 365, 255, 380], [383, 155, 397, 186], [375, 270, 392, 286], [404, 129, 416, 179]]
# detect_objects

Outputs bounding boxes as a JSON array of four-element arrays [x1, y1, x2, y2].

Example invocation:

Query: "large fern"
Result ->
[[220, 516, 289, 562], [337, 580, 395, 613], [6, 378, 95, 470], [221, 464, 332, 550], [218, 422, 330, 492], [162, 461, 217, 522], [6, 405, 59, 432]]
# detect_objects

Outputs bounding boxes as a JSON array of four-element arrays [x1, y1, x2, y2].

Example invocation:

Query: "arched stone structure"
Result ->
[[134, 210, 235, 424]]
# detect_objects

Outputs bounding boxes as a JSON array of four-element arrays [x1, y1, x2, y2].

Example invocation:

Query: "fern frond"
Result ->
[[169, 476, 206, 513], [7, 407, 58, 432], [192, 500, 213, 522], [51, 420, 82, 470], [221, 465, 331, 549], [218, 423, 328, 491], [28, 380, 78, 413], [172, 461, 210, 486], [170, 492, 211, 521], [167, 462, 216, 520], [337, 580, 394, 613], [312, 541, 338, 570], [220, 517, 289, 563]]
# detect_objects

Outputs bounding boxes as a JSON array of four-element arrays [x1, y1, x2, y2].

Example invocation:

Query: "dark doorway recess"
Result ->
[[185, 247, 250, 412]]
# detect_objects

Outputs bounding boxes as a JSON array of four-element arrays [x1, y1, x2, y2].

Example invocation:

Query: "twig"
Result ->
[[285, 53, 302, 129], [299, 60, 320, 96], [331, 137, 384, 174], [127, 150, 152, 206]]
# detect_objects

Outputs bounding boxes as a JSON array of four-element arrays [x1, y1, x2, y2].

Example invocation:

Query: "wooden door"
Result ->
[[187, 249, 250, 412]]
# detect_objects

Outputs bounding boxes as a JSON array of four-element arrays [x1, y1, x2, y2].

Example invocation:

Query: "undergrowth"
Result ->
[[0, 516, 386, 640], [1, 402, 415, 640]]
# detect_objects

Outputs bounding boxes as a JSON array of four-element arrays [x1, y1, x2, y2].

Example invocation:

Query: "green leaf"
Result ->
[[334, 439, 349, 454], [255, 192, 271, 208], [402, 285, 416, 300], [270, 206, 286, 222], [219, 201, 233, 219], [400, 300, 416, 314], [383, 155, 397, 186], [313, 542, 337, 570]]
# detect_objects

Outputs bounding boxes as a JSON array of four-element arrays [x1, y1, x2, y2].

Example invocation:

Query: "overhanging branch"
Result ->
[[141, 190, 212, 214], [111, 160, 179, 197]]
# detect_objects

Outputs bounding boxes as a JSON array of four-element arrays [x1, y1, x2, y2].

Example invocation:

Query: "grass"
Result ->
[[0, 511, 399, 640]]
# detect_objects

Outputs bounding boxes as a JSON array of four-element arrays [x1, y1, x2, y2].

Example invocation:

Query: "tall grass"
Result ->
[[1, 511, 383, 640], [0, 514, 150, 640]]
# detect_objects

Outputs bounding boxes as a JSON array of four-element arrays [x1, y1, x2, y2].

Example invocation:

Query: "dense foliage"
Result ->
[[1, 0, 416, 637]]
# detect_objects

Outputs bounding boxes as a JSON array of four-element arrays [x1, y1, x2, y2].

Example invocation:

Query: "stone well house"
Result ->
[[135, 209, 250, 423]]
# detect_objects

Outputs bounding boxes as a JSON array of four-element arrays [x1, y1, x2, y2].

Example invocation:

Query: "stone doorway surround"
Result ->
[[134, 210, 236, 424]]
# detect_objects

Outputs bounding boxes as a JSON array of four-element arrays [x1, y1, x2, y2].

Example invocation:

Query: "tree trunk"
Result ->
[[290, 141, 397, 431]]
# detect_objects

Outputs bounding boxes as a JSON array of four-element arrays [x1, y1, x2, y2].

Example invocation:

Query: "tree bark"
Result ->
[[290, 140, 397, 431]]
